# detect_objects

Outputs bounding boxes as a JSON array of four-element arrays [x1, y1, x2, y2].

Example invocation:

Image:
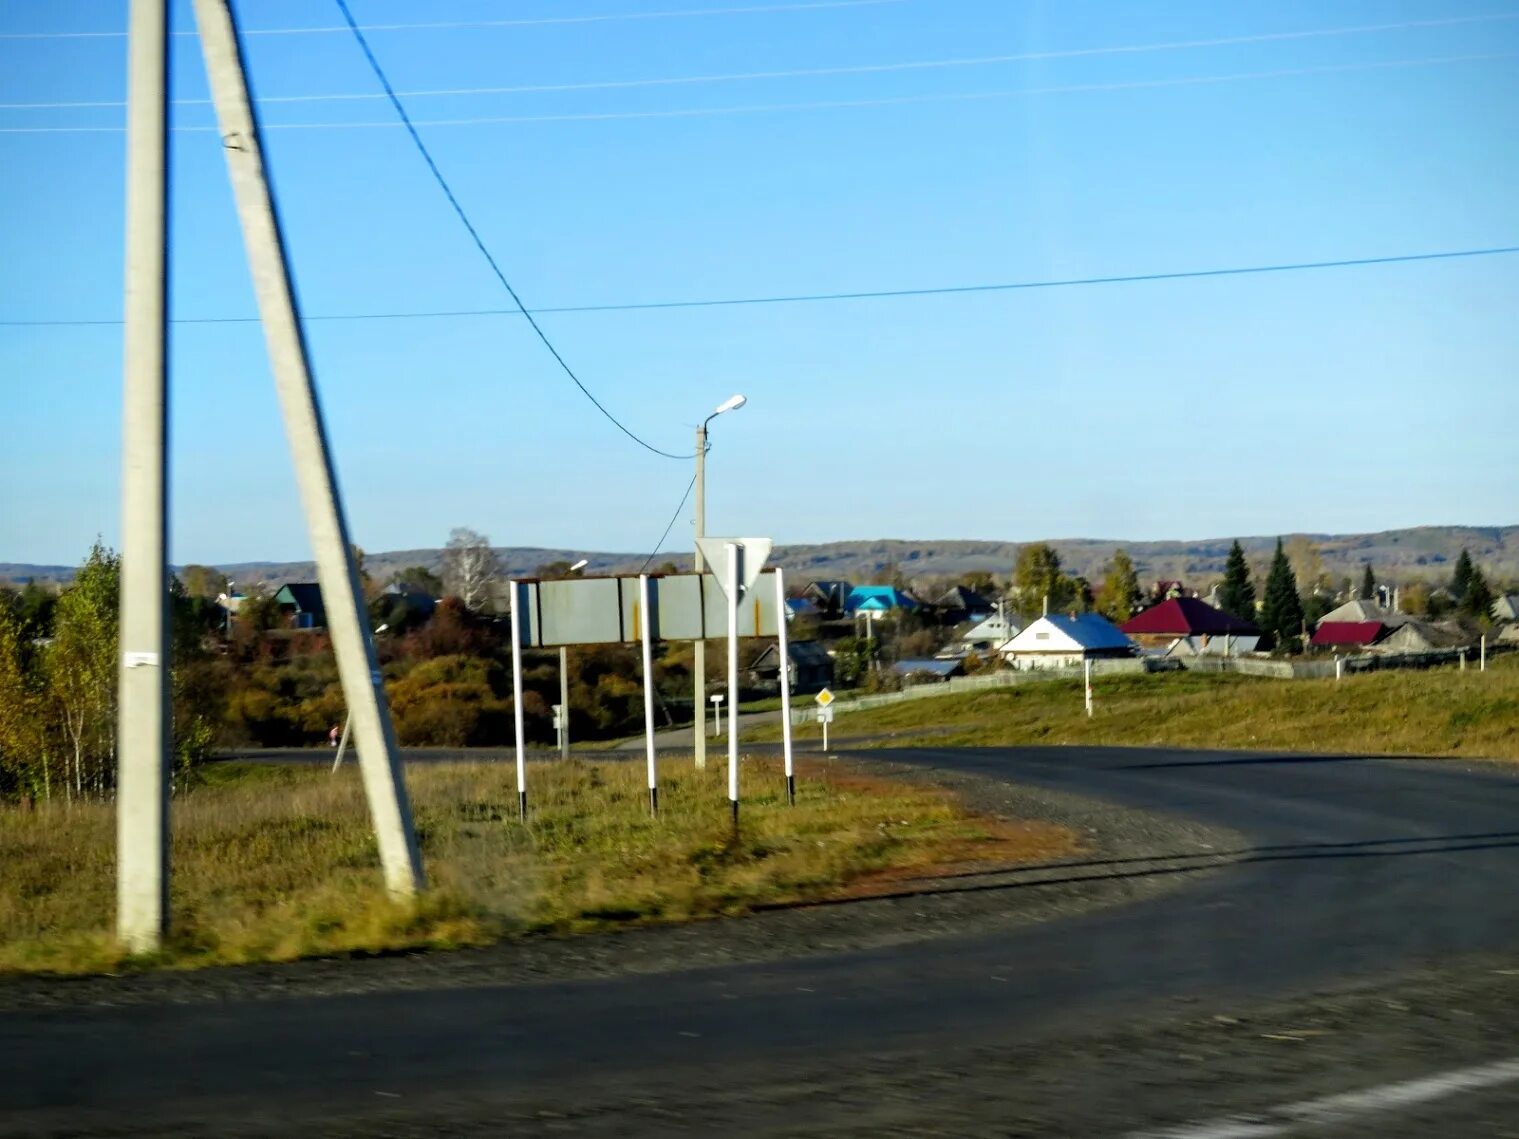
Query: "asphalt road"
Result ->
[[7, 746, 1519, 1137]]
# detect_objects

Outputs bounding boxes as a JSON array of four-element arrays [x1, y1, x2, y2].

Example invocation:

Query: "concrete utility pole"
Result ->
[[191, 0, 423, 896], [117, 0, 170, 954], [693, 422, 708, 770]]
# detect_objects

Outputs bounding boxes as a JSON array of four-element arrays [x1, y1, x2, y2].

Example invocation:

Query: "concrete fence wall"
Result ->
[[792, 642, 1513, 723], [790, 656, 1167, 723]]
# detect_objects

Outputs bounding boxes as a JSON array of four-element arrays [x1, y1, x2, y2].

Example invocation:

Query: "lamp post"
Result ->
[[692, 393, 746, 770], [559, 558, 587, 759]]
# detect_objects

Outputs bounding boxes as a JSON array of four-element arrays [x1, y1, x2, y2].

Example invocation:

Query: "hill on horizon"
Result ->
[[4, 525, 1516, 592]]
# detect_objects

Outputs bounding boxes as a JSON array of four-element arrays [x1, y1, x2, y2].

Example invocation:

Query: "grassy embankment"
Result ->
[[0, 757, 1074, 975], [783, 655, 1519, 758]]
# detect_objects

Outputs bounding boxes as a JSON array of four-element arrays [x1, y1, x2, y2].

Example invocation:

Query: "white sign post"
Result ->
[[697, 537, 772, 834], [775, 566, 795, 805], [639, 573, 659, 816], [1083, 659, 1094, 718], [726, 543, 741, 831], [510, 579, 528, 819]]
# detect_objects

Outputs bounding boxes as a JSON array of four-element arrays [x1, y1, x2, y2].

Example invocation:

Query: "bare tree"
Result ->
[[442, 528, 499, 612]]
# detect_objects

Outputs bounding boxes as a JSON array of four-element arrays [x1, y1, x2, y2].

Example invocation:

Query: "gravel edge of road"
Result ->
[[0, 751, 1240, 1012]]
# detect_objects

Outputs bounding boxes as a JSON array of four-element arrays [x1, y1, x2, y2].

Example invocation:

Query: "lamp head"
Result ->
[[569, 559, 589, 573], [712, 393, 747, 416]]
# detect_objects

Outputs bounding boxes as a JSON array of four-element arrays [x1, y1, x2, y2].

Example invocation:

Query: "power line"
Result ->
[[6, 52, 1511, 133], [639, 472, 699, 573], [0, 0, 903, 40], [5, 245, 1516, 329], [9, 13, 1517, 109], [330, 0, 685, 462]]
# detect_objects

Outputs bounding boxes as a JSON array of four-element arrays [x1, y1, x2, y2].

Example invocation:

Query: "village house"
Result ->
[[272, 582, 326, 630], [999, 613, 1134, 669], [1120, 597, 1260, 656], [939, 611, 1022, 658], [746, 640, 835, 694]]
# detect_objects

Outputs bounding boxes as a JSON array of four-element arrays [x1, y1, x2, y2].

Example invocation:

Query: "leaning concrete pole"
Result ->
[[191, 0, 424, 895], [117, 0, 170, 954]]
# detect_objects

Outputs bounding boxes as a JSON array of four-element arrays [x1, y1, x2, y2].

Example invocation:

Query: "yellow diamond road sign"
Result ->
[[815, 688, 834, 707]]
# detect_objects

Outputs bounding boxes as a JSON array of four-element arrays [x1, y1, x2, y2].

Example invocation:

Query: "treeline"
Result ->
[[0, 544, 711, 801]]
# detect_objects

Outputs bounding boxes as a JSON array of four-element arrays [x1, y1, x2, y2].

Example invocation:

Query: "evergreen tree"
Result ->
[[1258, 538, 1305, 650], [1218, 540, 1256, 622], [1360, 563, 1376, 602], [1451, 549, 1477, 600], [1461, 564, 1495, 620]]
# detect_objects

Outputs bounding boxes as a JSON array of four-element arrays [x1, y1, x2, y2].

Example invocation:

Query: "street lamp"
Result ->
[[693, 393, 747, 770], [559, 560, 588, 759]]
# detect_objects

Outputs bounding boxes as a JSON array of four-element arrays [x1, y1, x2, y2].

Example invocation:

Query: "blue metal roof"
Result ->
[[844, 585, 918, 615], [892, 658, 962, 677]]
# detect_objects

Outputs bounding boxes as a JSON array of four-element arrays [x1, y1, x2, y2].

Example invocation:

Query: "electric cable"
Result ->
[[332, 0, 685, 460], [4, 244, 1515, 329]]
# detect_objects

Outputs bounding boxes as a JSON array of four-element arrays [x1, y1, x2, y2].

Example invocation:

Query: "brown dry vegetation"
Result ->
[[0, 757, 1076, 976], [792, 655, 1519, 759]]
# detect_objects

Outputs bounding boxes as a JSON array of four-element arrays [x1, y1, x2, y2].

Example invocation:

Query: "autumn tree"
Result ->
[[179, 563, 227, 599], [45, 542, 120, 798], [390, 565, 444, 596], [1012, 543, 1074, 618], [0, 602, 52, 799], [1258, 538, 1305, 652], [958, 570, 996, 595], [1284, 534, 1330, 595], [1218, 540, 1256, 622], [1097, 549, 1141, 622], [442, 527, 500, 612]]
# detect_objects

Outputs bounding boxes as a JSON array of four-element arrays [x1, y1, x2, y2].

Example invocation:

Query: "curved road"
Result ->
[[7, 745, 1519, 1136]]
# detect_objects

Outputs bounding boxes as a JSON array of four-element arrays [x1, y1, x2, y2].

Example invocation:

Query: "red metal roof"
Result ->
[[1120, 597, 1259, 637], [1310, 621, 1386, 647]]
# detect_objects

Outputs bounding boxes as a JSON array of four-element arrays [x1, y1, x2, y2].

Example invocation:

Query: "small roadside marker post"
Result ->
[[711, 694, 724, 738], [1083, 659, 1094, 718], [775, 567, 796, 805], [816, 688, 836, 751], [1481, 634, 1487, 672]]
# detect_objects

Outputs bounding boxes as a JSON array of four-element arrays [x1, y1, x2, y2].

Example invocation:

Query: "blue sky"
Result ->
[[2, 0, 1517, 567]]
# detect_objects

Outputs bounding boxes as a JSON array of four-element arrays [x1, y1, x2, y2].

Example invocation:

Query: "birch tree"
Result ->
[[45, 542, 120, 798], [442, 528, 500, 613]]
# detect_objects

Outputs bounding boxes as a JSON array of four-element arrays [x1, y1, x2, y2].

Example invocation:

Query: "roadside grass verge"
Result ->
[[0, 757, 1075, 976], [781, 656, 1519, 758]]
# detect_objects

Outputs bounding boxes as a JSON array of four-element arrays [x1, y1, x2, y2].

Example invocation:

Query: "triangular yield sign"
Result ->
[[697, 537, 773, 600]]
